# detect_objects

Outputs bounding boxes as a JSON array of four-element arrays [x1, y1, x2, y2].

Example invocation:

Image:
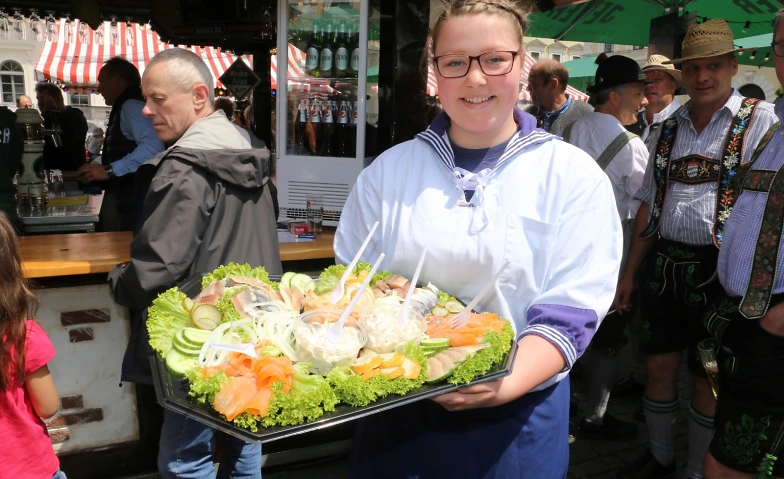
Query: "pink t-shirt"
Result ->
[[0, 320, 59, 478]]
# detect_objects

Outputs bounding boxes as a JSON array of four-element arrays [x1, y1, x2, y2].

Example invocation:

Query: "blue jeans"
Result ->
[[53, 469, 67, 479], [158, 409, 262, 479]]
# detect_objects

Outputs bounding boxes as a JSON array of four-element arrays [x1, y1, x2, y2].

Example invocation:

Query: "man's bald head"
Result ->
[[16, 95, 32, 108], [527, 59, 570, 111]]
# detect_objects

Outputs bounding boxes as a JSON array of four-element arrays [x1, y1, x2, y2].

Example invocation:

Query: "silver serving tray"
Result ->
[[150, 272, 518, 444]]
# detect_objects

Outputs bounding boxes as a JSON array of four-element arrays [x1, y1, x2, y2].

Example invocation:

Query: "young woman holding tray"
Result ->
[[334, 0, 622, 476]]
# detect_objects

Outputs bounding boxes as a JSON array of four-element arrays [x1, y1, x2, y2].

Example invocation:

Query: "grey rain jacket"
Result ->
[[109, 119, 282, 383]]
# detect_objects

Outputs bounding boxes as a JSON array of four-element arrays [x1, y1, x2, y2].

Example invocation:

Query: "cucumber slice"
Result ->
[[174, 330, 200, 349], [280, 272, 296, 288], [431, 306, 449, 317], [444, 300, 465, 314], [290, 273, 313, 294], [166, 349, 197, 377], [172, 333, 202, 357], [420, 338, 450, 349], [182, 328, 211, 346]]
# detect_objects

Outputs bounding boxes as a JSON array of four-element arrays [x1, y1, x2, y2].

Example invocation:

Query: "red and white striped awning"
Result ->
[[426, 50, 589, 103], [35, 20, 251, 88]]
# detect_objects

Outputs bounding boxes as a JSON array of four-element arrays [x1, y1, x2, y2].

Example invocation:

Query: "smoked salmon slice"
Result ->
[[245, 387, 274, 417], [213, 376, 257, 421], [426, 312, 506, 347]]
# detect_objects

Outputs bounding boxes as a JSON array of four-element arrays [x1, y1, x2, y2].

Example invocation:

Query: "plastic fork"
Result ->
[[208, 341, 257, 358], [326, 253, 385, 343], [397, 245, 428, 326], [328, 221, 380, 304], [451, 260, 511, 329]]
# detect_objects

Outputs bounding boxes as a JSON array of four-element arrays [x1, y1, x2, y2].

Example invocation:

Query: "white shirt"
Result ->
[[334, 135, 622, 391], [568, 111, 649, 221], [636, 89, 778, 245], [641, 98, 681, 145]]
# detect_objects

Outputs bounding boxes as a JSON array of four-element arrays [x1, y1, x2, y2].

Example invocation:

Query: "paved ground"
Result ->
[[120, 347, 695, 479]]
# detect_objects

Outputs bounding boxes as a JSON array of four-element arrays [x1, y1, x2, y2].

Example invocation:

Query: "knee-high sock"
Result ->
[[584, 349, 617, 424], [643, 395, 679, 466], [628, 324, 647, 384], [684, 402, 714, 478]]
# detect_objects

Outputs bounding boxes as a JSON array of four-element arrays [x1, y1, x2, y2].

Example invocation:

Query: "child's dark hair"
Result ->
[[0, 212, 38, 391]]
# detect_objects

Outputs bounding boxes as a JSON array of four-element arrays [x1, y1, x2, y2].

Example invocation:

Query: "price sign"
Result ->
[[219, 59, 261, 101]]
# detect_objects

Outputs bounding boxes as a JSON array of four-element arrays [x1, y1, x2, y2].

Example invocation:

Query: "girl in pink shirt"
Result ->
[[0, 212, 64, 479]]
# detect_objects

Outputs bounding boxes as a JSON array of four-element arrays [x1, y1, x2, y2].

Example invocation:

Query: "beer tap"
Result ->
[[43, 111, 63, 148]]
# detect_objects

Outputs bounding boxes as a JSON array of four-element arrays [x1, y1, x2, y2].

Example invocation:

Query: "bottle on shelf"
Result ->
[[310, 101, 324, 155], [293, 20, 308, 53], [294, 100, 308, 153], [348, 101, 358, 157], [322, 100, 336, 156], [349, 22, 360, 79], [334, 20, 349, 79], [336, 101, 350, 157], [306, 20, 321, 76], [319, 21, 334, 78]]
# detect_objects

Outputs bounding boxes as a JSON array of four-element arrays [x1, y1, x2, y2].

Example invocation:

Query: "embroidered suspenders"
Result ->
[[641, 97, 763, 247]]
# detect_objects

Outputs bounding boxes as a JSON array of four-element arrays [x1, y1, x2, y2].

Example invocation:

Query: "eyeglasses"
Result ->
[[771, 40, 784, 57], [433, 51, 520, 78]]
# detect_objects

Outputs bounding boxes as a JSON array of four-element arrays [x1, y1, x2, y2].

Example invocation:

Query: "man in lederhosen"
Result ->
[[615, 19, 778, 479], [701, 9, 784, 479], [568, 54, 650, 441]]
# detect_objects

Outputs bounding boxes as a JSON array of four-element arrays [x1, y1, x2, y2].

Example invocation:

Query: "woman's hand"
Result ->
[[431, 377, 509, 411], [431, 334, 567, 412]]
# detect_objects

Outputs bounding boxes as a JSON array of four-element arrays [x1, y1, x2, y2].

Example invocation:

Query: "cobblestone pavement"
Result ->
[[567, 347, 693, 479]]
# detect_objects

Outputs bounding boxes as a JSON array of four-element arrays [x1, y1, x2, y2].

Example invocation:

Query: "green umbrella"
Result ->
[[562, 55, 600, 78], [734, 33, 774, 68], [528, 0, 778, 47]]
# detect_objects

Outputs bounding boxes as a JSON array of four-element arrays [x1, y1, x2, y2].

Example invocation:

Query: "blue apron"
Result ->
[[348, 378, 570, 479]]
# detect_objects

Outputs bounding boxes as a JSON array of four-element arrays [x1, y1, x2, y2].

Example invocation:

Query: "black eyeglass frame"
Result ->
[[771, 40, 784, 57], [432, 50, 521, 78]]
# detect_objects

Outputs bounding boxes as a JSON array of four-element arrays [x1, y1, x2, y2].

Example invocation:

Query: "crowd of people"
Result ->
[[2, 0, 784, 478]]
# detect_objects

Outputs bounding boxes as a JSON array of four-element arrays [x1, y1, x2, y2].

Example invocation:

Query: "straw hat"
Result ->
[[642, 55, 682, 86], [664, 19, 751, 64]]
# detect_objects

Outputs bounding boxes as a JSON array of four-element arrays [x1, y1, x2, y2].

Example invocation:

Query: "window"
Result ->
[[69, 93, 90, 106], [604, 43, 614, 53], [572, 56, 581, 61], [530, 51, 540, 61], [552, 54, 561, 62], [0, 61, 25, 104]]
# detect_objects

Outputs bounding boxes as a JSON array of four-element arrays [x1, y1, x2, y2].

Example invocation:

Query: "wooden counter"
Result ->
[[20, 230, 336, 278]]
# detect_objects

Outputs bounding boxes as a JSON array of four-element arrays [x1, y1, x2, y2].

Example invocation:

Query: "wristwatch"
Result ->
[[103, 164, 116, 178]]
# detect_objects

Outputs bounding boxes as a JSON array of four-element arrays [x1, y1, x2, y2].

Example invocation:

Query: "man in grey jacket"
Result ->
[[525, 59, 593, 136], [108, 48, 281, 479]]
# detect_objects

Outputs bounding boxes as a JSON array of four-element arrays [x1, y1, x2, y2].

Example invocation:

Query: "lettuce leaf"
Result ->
[[215, 287, 247, 324], [320, 262, 391, 286], [447, 321, 515, 385], [186, 368, 228, 405], [147, 287, 192, 356], [201, 263, 272, 290]]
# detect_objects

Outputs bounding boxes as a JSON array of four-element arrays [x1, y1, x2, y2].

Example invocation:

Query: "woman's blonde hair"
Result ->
[[430, 0, 531, 55], [0, 212, 39, 391]]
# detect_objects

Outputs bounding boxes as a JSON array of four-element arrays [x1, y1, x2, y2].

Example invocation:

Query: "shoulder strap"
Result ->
[[734, 121, 781, 193], [596, 131, 638, 170]]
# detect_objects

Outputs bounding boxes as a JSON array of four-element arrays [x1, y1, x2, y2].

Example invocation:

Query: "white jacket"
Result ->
[[335, 114, 622, 390]]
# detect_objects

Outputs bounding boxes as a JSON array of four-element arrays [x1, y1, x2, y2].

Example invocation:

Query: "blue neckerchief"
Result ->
[[538, 96, 572, 131], [417, 106, 557, 207]]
